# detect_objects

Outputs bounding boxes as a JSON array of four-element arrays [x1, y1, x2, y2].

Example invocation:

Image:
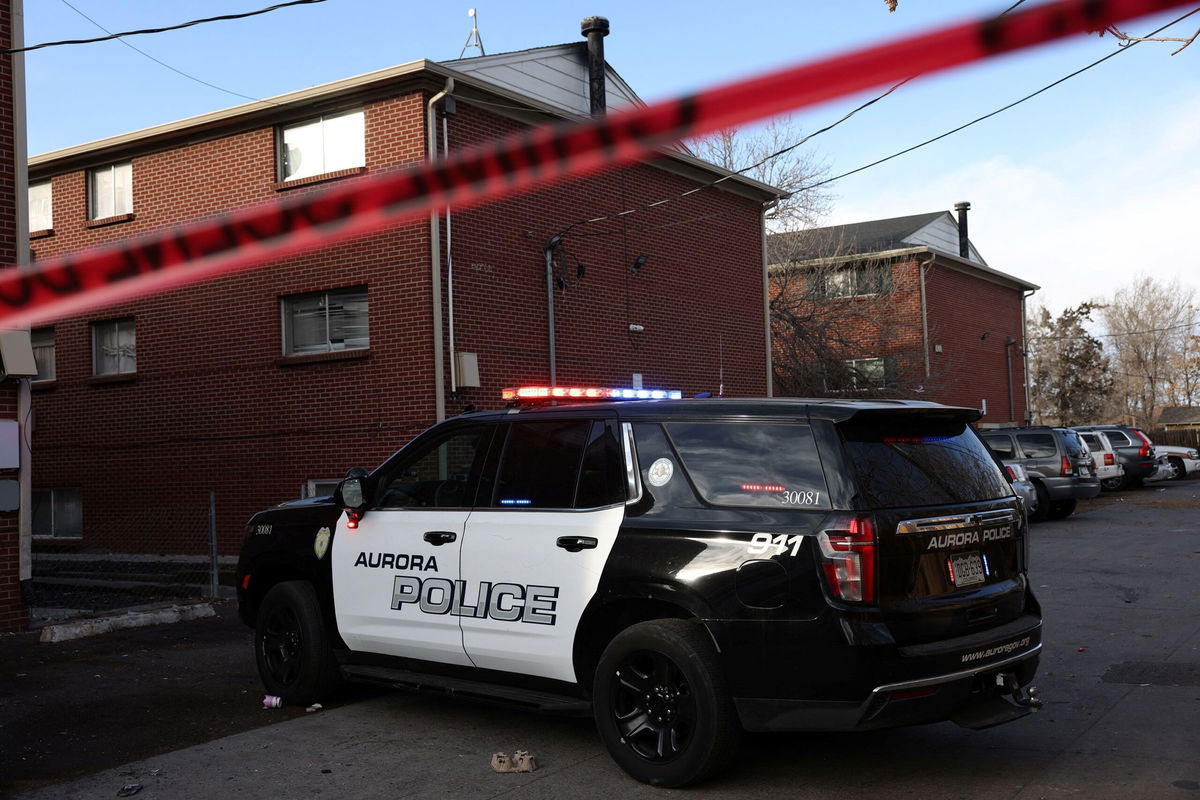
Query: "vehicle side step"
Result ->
[[340, 664, 593, 717]]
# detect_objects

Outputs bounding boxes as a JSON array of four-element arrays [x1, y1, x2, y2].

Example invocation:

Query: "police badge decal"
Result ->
[[314, 527, 331, 559]]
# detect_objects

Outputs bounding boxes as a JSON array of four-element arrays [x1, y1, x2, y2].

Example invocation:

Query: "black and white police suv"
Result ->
[[237, 388, 1042, 787]]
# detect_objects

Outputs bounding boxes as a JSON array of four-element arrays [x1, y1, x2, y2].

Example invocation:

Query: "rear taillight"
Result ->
[[817, 515, 876, 603], [1104, 453, 1115, 466], [1134, 430, 1153, 458], [1004, 465, 1017, 481], [1060, 455, 1074, 476]]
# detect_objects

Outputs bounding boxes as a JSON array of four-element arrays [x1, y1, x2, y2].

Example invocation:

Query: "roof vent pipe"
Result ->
[[954, 201, 970, 259], [581, 16, 610, 117]]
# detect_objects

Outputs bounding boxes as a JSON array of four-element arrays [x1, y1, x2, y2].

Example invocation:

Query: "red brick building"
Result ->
[[769, 206, 1037, 425], [24, 38, 776, 558]]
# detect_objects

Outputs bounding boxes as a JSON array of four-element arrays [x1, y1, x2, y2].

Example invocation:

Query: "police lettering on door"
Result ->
[[354, 551, 559, 625]]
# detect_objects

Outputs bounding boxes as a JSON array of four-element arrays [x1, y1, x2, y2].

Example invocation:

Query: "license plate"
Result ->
[[948, 552, 985, 587]]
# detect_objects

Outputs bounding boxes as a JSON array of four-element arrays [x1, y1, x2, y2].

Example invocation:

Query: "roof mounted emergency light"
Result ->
[[501, 386, 683, 402]]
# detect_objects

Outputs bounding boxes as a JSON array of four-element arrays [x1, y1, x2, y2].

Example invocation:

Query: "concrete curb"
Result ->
[[38, 602, 217, 643]]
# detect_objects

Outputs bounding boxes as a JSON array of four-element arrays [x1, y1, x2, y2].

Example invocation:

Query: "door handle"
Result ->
[[423, 530, 457, 546], [556, 536, 598, 552]]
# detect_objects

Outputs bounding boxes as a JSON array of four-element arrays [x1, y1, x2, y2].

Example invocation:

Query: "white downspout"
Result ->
[[919, 252, 935, 379], [426, 78, 454, 422], [12, 0, 33, 603], [444, 114, 456, 394], [762, 201, 776, 397]]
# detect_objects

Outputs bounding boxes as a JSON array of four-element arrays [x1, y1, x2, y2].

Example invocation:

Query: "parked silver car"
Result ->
[[1075, 429, 1126, 491], [1002, 460, 1039, 520]]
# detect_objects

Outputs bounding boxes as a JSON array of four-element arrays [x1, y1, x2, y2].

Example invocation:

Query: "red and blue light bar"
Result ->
[[501, 386, 683, 402]]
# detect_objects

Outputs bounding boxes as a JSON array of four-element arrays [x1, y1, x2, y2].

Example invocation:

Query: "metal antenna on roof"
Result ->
[[460, 8, 486, 58]]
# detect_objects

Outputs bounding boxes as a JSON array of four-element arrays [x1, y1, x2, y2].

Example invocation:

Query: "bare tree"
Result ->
[[768, 229, 930, 398], [1026, 303, 1112, 426], [690, 116, 832, 232], [1101, 275, 1197, 427]]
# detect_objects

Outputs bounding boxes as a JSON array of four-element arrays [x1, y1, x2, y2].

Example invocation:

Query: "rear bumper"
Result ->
[[1042, 476, 1100, 501], [735, 645, 1040, 732]]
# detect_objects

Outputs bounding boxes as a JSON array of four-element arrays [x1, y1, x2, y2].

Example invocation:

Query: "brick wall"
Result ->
[[29, 87, 766, 557], [0, 0, 26, 632], [769, 254, 1028, 424]]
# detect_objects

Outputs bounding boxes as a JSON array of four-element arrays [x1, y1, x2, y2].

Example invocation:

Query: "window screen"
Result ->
[[666, 422, 830, 508], [492, 420, 591, 508]]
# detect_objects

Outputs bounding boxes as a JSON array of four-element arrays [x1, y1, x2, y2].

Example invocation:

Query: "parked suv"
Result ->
[[238, 392, 1042, 787], [1075, 429, 1126, 491], [980, 427, 1100, 521], [1074, 425, 1157, 488]]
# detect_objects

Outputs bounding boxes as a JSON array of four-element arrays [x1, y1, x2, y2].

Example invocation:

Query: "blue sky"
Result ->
[[19, 0, 1200, 314]]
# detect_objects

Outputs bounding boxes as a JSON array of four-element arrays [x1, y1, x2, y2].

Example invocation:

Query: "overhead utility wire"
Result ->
[[557, 0, 1028, 239], [1028, 320, 1197, 341], [2, 0, 326, 55], [57, 0, 275, 105], [575, 5, 1200, 240]]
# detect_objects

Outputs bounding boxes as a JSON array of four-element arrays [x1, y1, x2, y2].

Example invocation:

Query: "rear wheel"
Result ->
[[1100, 475, 1123, 491], [255, 581, 340, 705], [1046, 498, 1077, 520], [593, 619, 741, 787], [1030, 482, 1049, 523]]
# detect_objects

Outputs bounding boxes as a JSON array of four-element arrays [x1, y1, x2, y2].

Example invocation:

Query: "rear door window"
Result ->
[[982, 434, 1015, 459], [1016, 433, 1057, 458], [1105, 430, 1133, 446], [490, 419, 590, 508], [1060, 430, 1087, 457], [840, 414, 1012, 508], [665, 422, 830, 508]]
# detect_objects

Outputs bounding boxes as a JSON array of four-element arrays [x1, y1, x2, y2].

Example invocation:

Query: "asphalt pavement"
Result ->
[[2, 479, 1198, 799]]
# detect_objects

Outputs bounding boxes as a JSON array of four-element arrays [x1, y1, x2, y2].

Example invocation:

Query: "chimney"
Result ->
[[954, 201, 970, 259], [581, 16, 610, 117]]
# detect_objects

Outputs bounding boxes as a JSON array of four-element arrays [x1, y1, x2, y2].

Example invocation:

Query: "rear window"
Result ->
[[982, 435, 1015, 458], [665, 422, 830, 508], [1060, 430, 1087, 457], [1104, 430, 1133, 446], [840, 414, 1012, 508]]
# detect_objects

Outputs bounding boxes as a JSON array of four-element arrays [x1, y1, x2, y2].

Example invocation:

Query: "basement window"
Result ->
[[33, 488, 83, 539], [279, 109, 365, 182], [281, 287, 369, 356]]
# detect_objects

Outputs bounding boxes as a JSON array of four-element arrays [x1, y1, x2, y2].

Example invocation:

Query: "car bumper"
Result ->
[[1042, 475, 1101, 501], [717, 612, 1042, 732]]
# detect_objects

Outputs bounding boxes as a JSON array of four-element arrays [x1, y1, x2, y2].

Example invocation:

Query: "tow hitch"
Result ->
[[951, 671, 1042, 730]]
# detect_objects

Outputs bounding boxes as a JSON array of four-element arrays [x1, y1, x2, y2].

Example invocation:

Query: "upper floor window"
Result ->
[[89, 162, 133, 219], [28, 181, 52, 231], [92, 317, 136, 375], [31, 327, 55, 382], [281, 287, 368, 355], [809, 263, 891, 299], [279, 109, 365, 182]]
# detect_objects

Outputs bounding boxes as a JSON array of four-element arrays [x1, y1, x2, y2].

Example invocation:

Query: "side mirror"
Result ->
[[335, 467, 370, 522]]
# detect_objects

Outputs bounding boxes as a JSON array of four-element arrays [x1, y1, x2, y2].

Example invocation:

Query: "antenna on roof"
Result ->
[[460, 8, 486, 58]]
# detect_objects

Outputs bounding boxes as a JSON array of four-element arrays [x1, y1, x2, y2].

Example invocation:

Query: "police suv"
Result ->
[[237, 389, 1042, 787]]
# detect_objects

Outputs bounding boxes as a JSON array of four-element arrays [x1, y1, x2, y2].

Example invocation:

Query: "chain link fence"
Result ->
[[28, 492, 235, 627]]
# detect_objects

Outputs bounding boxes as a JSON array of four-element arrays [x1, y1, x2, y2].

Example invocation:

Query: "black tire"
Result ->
[[1046, 498, 1077, 520], [255, 581, 340, 705], [592, 619, 741, 788], [1168, 457, 1186, 481], [1030, 482, 1049, 523]]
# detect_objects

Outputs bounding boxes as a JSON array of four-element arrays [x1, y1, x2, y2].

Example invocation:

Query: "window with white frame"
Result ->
[[29, 181, 52, 231], [92, 318, 137, 375], [305, 479, 342, 499], [281, 287, 369, 356], [810, 263, 891, 299], [825, 356, 897, 393], [33, 487, 83, 539], [280, 109, 365, 181], [89, 162, 133, 219], [31, 327, 55, 382]]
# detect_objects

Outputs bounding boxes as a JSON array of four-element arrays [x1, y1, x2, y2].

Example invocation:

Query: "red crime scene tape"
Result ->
[[1, 0, 1189, 326]]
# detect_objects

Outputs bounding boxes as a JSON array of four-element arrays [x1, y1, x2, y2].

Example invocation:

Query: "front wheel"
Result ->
[[255, 581, 340, 705], [593, 619, 741, 787]]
